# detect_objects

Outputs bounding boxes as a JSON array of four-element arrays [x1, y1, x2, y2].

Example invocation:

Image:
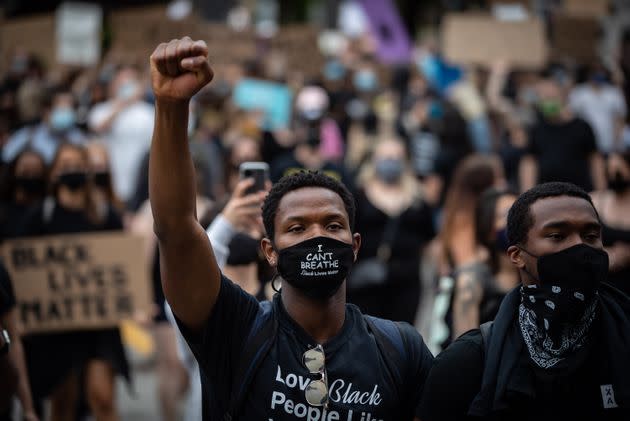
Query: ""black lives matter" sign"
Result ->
[[2, 232, 152, 334]]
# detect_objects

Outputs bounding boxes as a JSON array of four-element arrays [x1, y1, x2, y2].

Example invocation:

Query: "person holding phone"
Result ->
[[148, 37, 433, 420]]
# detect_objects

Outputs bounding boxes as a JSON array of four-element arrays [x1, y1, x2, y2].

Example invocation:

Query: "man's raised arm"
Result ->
[[149, 37, 219, 331]]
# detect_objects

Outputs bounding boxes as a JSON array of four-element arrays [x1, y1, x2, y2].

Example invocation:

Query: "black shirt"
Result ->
[[420, 326, 630, 421], [527, 117, 597, 192], [178, 275, 434, 420], [0, 262, 15, 317]]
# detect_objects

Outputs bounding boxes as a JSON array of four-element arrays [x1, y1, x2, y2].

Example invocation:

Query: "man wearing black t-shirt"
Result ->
[[520, 78, 606, 192], [419, 182, 630, 421], [148, 37, 433, 420]]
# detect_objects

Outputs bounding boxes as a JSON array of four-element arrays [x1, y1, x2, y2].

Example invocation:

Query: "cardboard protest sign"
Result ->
[[232, 78, 293, 130], [2, 232, 152, 334], [359, 0, 412, 64], [551, 16, 600, 64], [56, 2, 102, 66], [562, 0, 609, 18], [0, 14, 56, 70], [441, 13, 548, 69]]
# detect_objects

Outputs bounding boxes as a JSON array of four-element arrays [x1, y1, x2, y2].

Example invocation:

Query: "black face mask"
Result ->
[[58, 172, 88, 191], [93, 172, 111, 189], [227, 233, 261, 266], [519, 244, 608, 333], [608, 171, 630, 194], [14, 176, 46, 196], [276, 236, 355, 300]]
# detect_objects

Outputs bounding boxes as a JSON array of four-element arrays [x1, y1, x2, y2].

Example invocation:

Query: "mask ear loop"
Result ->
[[517, 245, 541, 285]]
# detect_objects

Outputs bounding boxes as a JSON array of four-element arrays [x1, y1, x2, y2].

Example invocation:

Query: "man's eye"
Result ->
[[328, 224, 343, 231], [547, 233, 564, 241], [585, 232, 600, 241], [288, 226, 304, 233]]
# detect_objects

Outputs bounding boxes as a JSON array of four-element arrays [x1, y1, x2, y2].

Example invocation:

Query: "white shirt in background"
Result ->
[[569, 84, 627, 154], [88, 100, 154, 202]]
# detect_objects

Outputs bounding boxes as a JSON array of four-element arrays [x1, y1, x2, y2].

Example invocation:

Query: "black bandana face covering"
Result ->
[[518, 244, 609, 368], [276, 236, 355, 300]]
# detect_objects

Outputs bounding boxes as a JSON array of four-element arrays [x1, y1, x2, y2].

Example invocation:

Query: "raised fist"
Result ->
[[150, 37, 214, 101]]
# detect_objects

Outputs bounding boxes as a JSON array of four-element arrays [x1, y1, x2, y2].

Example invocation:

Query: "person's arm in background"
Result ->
[[519, 155, 538, 192], [148, 37, 219, 332], [88, 89, 144, 134], [451, 270, 483, 339], [206, 178, 267, 268], [590, 152, 607, 191], [2, 311, 38, 420], [485, 60, 514, 116]]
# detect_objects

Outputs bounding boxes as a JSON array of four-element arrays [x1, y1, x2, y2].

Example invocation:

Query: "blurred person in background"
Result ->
[[591, 150, 630, 296], [88, 65, 154, 205], [86, 142, 126, 226], [451, 188, 519, 339], [429, 154, 504, 351], [294, 85, 345, 165], [0, 149, 47, 239], [2, 86, 85, 164], [17, 143, 128, 421], [131, 153, 214, 421], [520, 77, 606, 192], [223, 134, 263, 196], [439, 154, 505, 273], [0, 262, 38, 421], [348, 137, 435, 323], [569, 63, 627, 155]]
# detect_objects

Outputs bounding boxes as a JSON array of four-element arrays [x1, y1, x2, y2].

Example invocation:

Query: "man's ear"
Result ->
[[261, 237, 278, 267], [507, 245, 525, 269], [352, 233, 361, 262]]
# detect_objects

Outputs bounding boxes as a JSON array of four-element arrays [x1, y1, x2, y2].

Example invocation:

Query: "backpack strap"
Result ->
[[479, 321, 493, 360], [364, 316, 408, 400], [225, 301, 278, 421]]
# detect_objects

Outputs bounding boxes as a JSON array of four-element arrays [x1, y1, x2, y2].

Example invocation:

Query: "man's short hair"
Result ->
[[262, 171, 356, 241], [507, 182, 600, 246]]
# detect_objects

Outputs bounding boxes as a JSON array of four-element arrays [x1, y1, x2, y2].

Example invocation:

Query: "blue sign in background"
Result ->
[[232, 78, 293, 130]]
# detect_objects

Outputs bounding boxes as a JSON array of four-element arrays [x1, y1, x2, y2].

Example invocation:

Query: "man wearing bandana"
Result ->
[[148, 38, 433, 420], [420, 182, 630, 420]]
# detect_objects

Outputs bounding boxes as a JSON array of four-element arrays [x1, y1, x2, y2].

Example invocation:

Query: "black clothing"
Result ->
[[420, 285, 630, 421], [527, 117, 598, 192], [0, 263, 15, 317], [602, 222, 630, 296], [0, 202, 33, 240], [348, 190, 435, 323], [176, 275, 434, 420], [16, 201, 130, 401]]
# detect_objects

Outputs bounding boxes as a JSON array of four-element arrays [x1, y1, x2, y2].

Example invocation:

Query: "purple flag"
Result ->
[[359, 0, 412, 64]]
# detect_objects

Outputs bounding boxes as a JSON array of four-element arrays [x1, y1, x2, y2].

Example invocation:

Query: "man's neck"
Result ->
[[281, 285, 346, 344]]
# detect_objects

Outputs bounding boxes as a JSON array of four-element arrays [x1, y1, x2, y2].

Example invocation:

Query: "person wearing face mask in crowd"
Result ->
[[148, 38, 433, 420], [420, 182, 630, 421], [449, 188, 519, 340], [88, 65, 154, 205], [16, 143, 128, 421], [2, 86, 85, 164], [86, 142, 125, 225], [0, 149, 47, 239], [348, 138, 435, 324], [270, 88, 351, 187], [569, 63, 627, 155], [520, 77, 606, 193], [591, 151, 630, 296]]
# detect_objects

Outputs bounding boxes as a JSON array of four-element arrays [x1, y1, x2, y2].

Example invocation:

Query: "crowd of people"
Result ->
[[0, 3, 630, 420]]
